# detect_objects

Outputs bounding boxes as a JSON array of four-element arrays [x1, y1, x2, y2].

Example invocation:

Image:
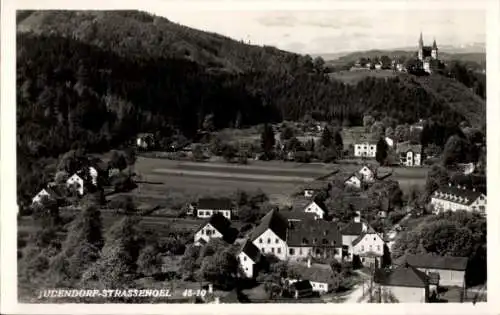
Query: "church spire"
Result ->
[[432, 38, 437, 50], [419, 32, 424, 48]]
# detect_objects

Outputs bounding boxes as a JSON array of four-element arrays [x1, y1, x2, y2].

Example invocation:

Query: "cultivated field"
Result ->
[[329, 70, 397, 85], [133, 157, 338, 206]]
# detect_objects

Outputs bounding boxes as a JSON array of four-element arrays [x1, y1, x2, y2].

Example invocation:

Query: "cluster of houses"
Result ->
[[354, 136, 424, 167]]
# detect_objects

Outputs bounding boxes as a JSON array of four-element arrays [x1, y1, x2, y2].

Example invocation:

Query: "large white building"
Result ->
[[396, 142, 423, 167], [354, 142, 377, 158], [430, 184, 486, 215]]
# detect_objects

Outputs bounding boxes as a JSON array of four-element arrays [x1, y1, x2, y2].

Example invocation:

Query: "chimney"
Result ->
[[208, 284, 213, 294], [307, 257, 312, 268]]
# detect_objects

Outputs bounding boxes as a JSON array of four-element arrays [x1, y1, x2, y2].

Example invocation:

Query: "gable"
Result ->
[[305, 202, 325, 214], [198, 223, 223, 236], [253, 228, 286, 245], [346, 175, 361, 184]]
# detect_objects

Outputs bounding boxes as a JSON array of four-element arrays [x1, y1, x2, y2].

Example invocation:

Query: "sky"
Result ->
[[150, 9, 486, 55]]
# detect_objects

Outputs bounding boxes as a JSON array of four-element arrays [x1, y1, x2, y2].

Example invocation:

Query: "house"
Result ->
[[196, 197, 234, 220], [358, 165, 377, 182], [251, 209, 289, 260], [290, 280, 313, 299], [136, 133, 155, 150], [374, 263, 429, 303], [238, 240, 262, 278], [287, 259, 340, 294], [194, 213, 236, 246], [375, 63, 382, 70], [303, 181, 330, 198], [430, 184, 486, 215], [354, 142, 377, 158], [32, 186, 63, 205], [344, 173, 363, 189], [303, 199, 328, 220], [340, 212, 369, 260], [396, 142, 423, 167], [66, 173, 85, 195], [395, 254, 468, 288], [286, 219, 342, 260], [351, 231, 385, 268]]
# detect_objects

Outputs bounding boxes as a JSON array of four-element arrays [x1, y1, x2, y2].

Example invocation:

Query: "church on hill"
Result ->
[[417, 32, 440, 73]]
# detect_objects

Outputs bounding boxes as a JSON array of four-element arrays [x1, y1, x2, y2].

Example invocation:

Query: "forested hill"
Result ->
[[17, 10, 485, 161], [16, 10, 309, 74]]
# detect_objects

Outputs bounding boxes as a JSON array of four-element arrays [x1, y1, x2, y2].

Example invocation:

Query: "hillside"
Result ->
[[16, 10, 307, 74], [324, 49, 486, 70]]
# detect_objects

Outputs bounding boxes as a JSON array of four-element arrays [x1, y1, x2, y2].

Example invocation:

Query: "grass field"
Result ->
[[329, 70, 397, 85]]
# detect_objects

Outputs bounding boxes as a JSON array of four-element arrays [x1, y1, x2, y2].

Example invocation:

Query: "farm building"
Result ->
[[194, 213, 236, 246], [394, 254, 468, 288], [396, 142, 423, 167], [374, 263, 430, 303], [238, 240, 262, 278], [287, 259, 340, 294]]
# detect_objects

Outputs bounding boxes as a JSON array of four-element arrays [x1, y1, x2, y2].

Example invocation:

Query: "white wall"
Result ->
[[353, 233, 385, 256], [252, 229, 288, 260], [416, 268, 465, 287], [381, 285, 427, 303], [197, 209, 232, 220], [238, 252, 256, 278], [32, 189, 50, 204], [66, 174, 84, 195], [287, 247, 312, 260], [354, 144, 377, 158], [304, 202, 324, 219], [430, 195, 486, 214], [345, 176, 361, 189], [194, 223, 223, 245]]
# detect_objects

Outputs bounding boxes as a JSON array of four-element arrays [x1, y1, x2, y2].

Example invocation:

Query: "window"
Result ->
[[299, 248, 303, 255], [289, 248, 295, 255], [199, 211, 204, 216], [206, 230, 212, 236], [200, 229, 204, 235], [361, 245, 364, 251], [271, 248, 275, 253], [369, 245, 372, 252], [275, 238, 279, 244], [267, 238, 271, 244], [277, 248, 281, 254], [259, 238, 263, 244], [243, 256, 247, 261], [377, 245, 380, 252], [261, 248, 265, 252]]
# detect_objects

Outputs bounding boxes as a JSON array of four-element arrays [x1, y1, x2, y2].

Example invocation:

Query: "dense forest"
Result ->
[[16, 11, 486, 203]]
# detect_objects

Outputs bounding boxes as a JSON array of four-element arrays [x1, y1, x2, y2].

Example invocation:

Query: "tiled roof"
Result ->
[[250, 209, 288, 241], [396, 142, 422, 154], [283, 211, 317, 221], [198, 197, 233, 210], [351, 231, 381, 247], [340, 221, 365, 236], [240, 240, 261, 263], [289, 263, 339, 285], [344, 172, 363, 183], [398, 254, 469, 271], [286, 219, 342, 247], [374, 263, 429, 288], [432, 186, 484, 206]]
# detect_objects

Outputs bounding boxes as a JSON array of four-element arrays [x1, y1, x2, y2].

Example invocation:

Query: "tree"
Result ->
[[375, 137, 389, 165], [380, 55, 392, 69], [333, 130, 343, 156], [394, 124, 410, 142], [261, 124, 275, 158], [442, 135, 468, 166], [124, 147, 137, 176], [385, 126, 395, 139], [363, 115, 375, 132], [137, 244, 162, 277], [313, 56, 325, 73], [54, 170, 69, 184], [222, 143, 237, 162], [180, 245, 201, 280], [370, 121, 385, 140], [192, 144, 204, 161], [202, 113, 215, 132], [201, 250, 239, 290], [321, 127, 333, 148], [280, 124, 295, 142], [423, 143, 442, 158], [110, 150, 127, 172], [424, 164, 449, 198]]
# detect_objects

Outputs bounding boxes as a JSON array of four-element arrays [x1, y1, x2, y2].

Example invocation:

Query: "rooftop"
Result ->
[[374, 263, 429, 288], [396, 142, 423, 154], [432, 185, 484, 206], [250, 209, 288, 241], [287, 219, 342, 247], [396, 253, 469, 271], [240, 239, 261, 263], [197, 197, 234, 210], [289, 262, 339, 285]]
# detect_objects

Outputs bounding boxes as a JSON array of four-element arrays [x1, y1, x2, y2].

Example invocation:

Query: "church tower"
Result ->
[[431, 38, 438, 59], [418, 32, 424, 61]]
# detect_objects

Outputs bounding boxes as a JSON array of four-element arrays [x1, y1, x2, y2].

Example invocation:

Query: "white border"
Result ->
[[1, 0, 499, 314]]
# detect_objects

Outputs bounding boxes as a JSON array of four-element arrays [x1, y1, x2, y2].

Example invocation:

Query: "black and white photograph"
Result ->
[[1, 0, 499, 313]]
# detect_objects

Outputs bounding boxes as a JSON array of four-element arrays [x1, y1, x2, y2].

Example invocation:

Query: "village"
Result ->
[[24, 114, 487, 304]]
